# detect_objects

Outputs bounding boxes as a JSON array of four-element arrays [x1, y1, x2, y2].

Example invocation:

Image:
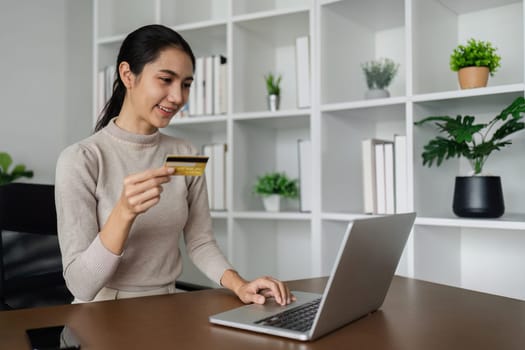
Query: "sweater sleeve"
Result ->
[[182, 148, 233, 285], [55, 144, 121, 301]]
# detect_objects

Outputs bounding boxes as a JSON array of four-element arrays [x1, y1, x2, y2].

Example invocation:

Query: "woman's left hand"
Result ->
[[236, 276, 296, 305], [220, 269, 295, 306]]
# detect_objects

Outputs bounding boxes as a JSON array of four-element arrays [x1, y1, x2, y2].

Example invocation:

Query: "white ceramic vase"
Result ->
[[262, 194, 280, 212], [364, 88, 390, 99]]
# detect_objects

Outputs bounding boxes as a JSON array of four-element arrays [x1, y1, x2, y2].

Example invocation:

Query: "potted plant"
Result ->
[[414, 96, 525, 218], [361, 57, 399, 99], [253, 172, 298, 212], [0, 151, 33, 185], [264, 72, 282, 112], [450, 38, 501, 89]]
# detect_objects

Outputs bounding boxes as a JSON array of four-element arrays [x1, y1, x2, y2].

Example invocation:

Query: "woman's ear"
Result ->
[[119, 61, 134, 89]]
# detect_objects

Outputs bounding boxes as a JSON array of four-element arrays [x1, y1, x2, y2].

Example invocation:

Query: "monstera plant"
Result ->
[[414, 96, 525, 218]]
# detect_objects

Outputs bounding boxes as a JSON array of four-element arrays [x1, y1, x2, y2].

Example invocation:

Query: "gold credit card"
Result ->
[[164, 155, 209, 176]]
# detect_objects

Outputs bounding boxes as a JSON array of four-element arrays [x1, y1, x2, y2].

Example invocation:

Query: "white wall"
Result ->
[[0, 0, 92, 185]]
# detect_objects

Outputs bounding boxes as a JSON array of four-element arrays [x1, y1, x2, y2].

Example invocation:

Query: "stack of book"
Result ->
[[186, 55, 228, 117], [203, 143, 227, 211], [362, 135, 408, 215]]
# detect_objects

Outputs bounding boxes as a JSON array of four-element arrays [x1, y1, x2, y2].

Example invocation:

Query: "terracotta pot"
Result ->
[[457, 66, 489, 89]]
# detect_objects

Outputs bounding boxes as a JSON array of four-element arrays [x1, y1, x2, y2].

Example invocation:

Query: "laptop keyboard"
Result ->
[[255, 298, 321, 332]]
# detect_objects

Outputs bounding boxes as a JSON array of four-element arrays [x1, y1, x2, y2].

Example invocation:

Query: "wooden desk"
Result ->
[[1, 276, 524, 349]]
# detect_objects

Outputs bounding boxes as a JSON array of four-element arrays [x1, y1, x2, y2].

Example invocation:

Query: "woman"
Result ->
[[55, 24, 293, 305]]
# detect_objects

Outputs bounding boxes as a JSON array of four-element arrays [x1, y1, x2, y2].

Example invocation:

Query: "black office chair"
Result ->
[[0, 182, 72, 310]]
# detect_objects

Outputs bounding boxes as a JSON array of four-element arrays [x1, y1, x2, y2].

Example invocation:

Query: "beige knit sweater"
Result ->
[[55, 119, 232, 301]]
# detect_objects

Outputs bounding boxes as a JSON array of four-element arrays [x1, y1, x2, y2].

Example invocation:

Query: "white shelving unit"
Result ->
[[93, 0, 525, 300]]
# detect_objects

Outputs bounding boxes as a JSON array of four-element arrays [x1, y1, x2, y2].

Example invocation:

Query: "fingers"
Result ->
[[120, 167, 174, 215], [240, 277, 294, 306]]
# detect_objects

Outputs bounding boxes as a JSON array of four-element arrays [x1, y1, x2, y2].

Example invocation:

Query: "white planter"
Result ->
[[364, 88, 390, 99], [262, 194, 280, 212]]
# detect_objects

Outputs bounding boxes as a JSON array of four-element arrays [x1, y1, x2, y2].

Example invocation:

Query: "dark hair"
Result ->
[[95, 24, 195, 132]]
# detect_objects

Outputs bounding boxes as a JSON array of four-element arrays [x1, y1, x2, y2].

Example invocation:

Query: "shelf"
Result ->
[[172, 23, 227, 57], [321, 212, 380, 222], [210, 211, 228, 219], [91, 0, 525, 299], [169, 115, 227, 126], [96, 0, 156, 39], [160, 0, 228, 27], [96, 34, 126, 45], [412, 83, 525, 103], [321, 96, 408, 113], [320, 0, 406, 105], [232, 10, 310, 113], [416, 214, 525, 230], [232, 6, 310, 23], [232, 211, 311, 221], [412, 0, 524, 94]]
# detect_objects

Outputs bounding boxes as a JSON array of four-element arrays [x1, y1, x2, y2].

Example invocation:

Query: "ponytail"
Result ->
[[94, 77, 125, 132]]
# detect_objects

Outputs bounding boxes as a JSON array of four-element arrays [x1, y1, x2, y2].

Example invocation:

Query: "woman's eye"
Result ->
[[183, 82, 192, 89], [160, 77, 172, 84]]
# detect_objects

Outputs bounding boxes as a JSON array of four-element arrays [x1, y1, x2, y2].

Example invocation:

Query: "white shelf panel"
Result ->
[[232, 211, 311, 221], [412, 83, 525, 103], [169, 115, 227, 126], [211, 211, 228, 219], [233, 109, 310, 120], [97, 34, 126, 45], [416, 214, 525, 230], [171, 19, 227, 32], [232, 6, 310, 24], [321, 212, 381, 222], [437, 0, 521, 14], [321, 96, 408, 113]]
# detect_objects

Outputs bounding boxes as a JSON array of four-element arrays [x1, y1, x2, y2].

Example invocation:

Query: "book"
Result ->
[[394, 135, 408, 213], [374, 143, 386, 214], [205, 56, 214, 115], [384, 142, 395, 214], [295, 36, 311, 108], [213, 55, 227, 115], [362, 138, 388, 214], [195, 57, 205, 115], [203, 144, 214, 208], [213, 143, 227, 210], [298, 139, 312, 212]]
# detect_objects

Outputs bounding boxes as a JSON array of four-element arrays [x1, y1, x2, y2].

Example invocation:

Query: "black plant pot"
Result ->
[[452, 176, 504, 218]]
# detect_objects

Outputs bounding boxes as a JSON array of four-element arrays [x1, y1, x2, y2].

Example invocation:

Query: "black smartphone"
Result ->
[[26, 325, 81, 350]]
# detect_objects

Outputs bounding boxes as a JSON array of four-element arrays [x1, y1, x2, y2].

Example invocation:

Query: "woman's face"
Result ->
[[121, 47, 194, 134]]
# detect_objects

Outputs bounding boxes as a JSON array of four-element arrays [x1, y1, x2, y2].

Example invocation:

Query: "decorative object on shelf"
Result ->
[[361, 57, 399, 99], [253, 172, 298, 212], [0, 152, 33, 185], [414, 96, 525, 218], [264, 72, 282, 111], [450, 38, 501, 89]]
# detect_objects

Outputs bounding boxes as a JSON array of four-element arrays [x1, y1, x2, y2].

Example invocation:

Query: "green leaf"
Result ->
[[0, 152, 13, 173], [414, 97, 525, 174]]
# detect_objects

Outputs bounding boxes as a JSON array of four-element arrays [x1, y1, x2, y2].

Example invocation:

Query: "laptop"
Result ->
[[209, 212, 416, 341]]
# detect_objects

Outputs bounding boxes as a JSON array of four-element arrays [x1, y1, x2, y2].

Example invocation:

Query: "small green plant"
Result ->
[[253, 172, 298, 198], [361, 58, 399, 89], [0, 151, 34, 185], [264, 72, 282, 96], [450, 38, 501, 76], [414, 96, 525, 175]]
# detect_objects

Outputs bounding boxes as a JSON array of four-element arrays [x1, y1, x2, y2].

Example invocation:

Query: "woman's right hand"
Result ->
[[119, 166, 174, 220], [100, 166, 174, 255]]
